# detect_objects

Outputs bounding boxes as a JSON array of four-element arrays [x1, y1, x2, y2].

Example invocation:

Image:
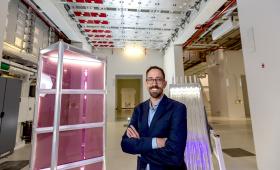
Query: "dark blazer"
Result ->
[[121, 95, 187, 170]]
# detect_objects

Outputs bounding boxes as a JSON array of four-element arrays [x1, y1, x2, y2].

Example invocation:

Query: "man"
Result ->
[[121, 66, 187, 170]]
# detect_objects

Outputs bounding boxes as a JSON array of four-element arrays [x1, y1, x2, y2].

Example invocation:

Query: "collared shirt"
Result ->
[[146, 95, 163, 170]]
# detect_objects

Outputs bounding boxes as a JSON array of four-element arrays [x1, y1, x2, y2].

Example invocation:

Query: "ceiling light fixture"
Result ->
[[123, 44, 145, 58]]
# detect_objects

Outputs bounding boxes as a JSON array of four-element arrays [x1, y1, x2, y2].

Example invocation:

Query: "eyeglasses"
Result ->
[[146, 78, 164, 84]]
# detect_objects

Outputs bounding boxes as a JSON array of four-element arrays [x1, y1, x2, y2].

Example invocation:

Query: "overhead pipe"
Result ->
[[9, 66, 34, 76], [3, 42, 38, 64], [21, 0, 70, 42], [183, 0, 237, 47], [0, 58, 37, 74]]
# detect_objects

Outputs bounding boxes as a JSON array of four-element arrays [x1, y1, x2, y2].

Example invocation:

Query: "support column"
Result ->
[[237, 0, 280, 169], [0, 0, 9, 62], [207, 49, 228, 117], [163, 44, 184, 89], [207, 49, 246, 118]]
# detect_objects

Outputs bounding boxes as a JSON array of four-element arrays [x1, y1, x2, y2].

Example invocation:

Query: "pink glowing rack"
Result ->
[[30, 41, 106, 170]]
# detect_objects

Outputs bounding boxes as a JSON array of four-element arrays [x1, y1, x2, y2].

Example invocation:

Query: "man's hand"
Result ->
[[126, 125, 140, 139], [156, 138, 167, 148]]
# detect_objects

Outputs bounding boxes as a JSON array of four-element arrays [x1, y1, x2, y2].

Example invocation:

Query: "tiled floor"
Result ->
[[0, 160, 29, 170], [209, 117, 258, 170], [0, 144, 31, 170], [222, 148, 255, 157], [0, 117, 257, 170], [106, 121, 137, 170]]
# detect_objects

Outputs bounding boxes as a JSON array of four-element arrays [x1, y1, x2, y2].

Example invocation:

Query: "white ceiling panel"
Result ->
[[59, 0, 197, 48]]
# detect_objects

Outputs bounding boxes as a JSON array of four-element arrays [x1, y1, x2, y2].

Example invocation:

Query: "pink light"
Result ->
[[49, 55, 102, 67], [85, 82, 88, 90], [85, 70, 88, 77], [84, 69, 88, 89], [81, 68, 88, 160]]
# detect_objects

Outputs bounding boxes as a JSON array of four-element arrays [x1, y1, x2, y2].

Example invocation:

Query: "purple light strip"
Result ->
[[185, 132, 212, 170], [81, 69, 88, 160]]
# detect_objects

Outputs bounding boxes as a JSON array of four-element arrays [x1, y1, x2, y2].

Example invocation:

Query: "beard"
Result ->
[[149, 85, 163, 99]]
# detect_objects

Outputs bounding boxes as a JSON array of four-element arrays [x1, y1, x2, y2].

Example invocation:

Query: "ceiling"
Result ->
[[185, 17, 241, 51], [60, 0, 198, 49], [183, 2, 241, 70]]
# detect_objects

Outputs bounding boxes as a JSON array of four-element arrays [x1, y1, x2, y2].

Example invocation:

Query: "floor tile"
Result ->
[[223, 148, 256, 157]]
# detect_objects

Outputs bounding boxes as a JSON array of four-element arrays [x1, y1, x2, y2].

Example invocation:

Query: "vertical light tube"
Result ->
[[81, 69, 88, 162], [51, 41, 64, 170], [103, 62, 107, 170]]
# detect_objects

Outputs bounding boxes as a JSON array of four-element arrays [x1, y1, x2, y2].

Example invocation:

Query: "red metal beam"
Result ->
[[183, 0, 237, 47]]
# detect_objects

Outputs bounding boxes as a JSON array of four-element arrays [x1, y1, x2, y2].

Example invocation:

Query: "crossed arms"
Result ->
[[121, 104, 187, 166]]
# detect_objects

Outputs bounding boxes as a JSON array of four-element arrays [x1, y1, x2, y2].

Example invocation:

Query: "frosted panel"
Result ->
[[41, 57, 58, 89], [37, 94, 104, 127], [41, 49, 104, 90], [33, 128, 103, 169], [57, 128, 103, 165], [69, 162, 103, 170], [34, 133, 52, 170], [60, 94, 104, 125], [62, 50, 104, 90], [37, 94, 55, 127]]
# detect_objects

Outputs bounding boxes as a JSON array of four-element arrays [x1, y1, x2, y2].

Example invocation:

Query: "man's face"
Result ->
[[146, 69, 167, 99]]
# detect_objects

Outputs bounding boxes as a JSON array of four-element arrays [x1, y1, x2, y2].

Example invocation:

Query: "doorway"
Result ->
[[115, 75, 142, 121]]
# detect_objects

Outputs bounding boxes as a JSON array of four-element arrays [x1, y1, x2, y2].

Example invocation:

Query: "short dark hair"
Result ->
[[146, 66, 165, 79]]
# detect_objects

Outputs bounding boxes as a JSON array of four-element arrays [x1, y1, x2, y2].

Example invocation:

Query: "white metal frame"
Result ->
[[41, 156, 104, 170], [30, 41, 107, 170], [210, 130, 226, 170]]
